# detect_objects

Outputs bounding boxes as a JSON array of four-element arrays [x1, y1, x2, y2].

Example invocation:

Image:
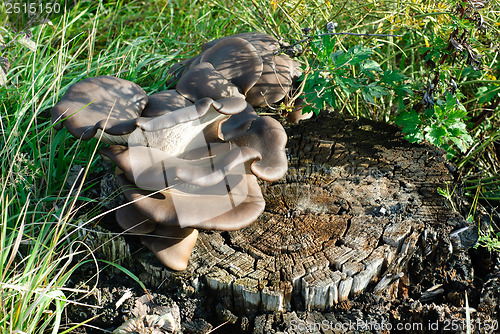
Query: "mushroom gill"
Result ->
[[52, 32, 294, 271]]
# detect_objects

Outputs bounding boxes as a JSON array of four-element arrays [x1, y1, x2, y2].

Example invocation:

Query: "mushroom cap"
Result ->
[[245, 54, 294, 106], [165, 59, 189, 87], [201, 32, 280, 54], [200, 36, 263, 95], [115, 172, 265, 230], [168, 32, 280, 93], [218, 103, 259, 141], [230, 116, 288, 181], [176, 62, 244, 102], [200, 32, 299, 107], [136, 97, 246, 132], [116, 204, 157, 234], [51, 76, 147, 140], [285, 97, 313, 123], [165, 54, 203, 87], [169, 32, 300, 109], [116, 173, 177, 225], [178, 141, 232, 160], [141, 90, 192, 118], [179, 54, 203, 75], [101, 143, 261, 190], [141, 226, 199, 271]]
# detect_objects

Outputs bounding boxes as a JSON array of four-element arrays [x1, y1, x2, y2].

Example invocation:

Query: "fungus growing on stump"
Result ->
[[52, 32, 296, 271]]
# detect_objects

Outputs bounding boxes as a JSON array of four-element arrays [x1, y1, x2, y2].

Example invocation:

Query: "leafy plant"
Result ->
[[466, 185, 499, 253], [299, 30, 412, 118], [437, 180, 459, 212], [476, 224, 500, 252], [396, 92, 473, 158], [394, 0, 496, 159]]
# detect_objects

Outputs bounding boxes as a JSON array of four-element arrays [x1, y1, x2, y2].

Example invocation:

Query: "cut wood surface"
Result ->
[[130, 112, 465, 315]]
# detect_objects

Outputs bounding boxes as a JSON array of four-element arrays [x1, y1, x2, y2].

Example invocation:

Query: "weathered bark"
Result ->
[[133, 112, 466, 315]]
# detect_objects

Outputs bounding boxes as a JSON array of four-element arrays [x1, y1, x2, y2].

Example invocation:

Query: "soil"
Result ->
[[63, 112, 499, 334]]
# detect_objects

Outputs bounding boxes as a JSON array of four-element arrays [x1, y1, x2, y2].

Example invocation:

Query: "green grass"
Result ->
[[0, 0, 499, 331], [0, 0, 250, 331]]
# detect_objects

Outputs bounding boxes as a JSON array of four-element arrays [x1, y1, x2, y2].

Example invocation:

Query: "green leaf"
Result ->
[[404, 131, 425, 143], [332, 45, 373, 69], [322, 88, 336, 107], [424, 106, 436, 119], [320, 33, 336, 57], [303, 105, 313, 114], [335, 74, 361, 94], [424, 125, 447, 146], [450, 136, 468, 153], [331, 50, 350, 68], [476, 86, 499, 104], [381, 70, 406, 85], [395, 109, 423, 142], [444, 144, 457, 160], [347, 45, 374, 65], [361, 59, 382, 73], [392, 84, 413, 102], [445, 92, 457, 110], [437, 187, 449, 197], [361, 83, 388, 103], [444, 93, 467, 117]]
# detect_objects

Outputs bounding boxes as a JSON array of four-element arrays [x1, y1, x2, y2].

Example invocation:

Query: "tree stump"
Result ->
[[136, 111, 465, 315]]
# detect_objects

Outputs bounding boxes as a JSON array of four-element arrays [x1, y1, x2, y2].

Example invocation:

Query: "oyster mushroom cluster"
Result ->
[[52, 32, 300, 271]]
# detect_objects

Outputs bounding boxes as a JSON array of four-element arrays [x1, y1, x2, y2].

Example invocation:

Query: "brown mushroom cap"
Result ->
[[141, 226, 199, 271], [176, 54, 203, 76], [141, 90, 192, 118], [201, 32, 280, 54], [218, 104, 259, 141], [193, 173, 265, 230], [177, 142, 243, 160], [165, 59, 189, 87], [115, 172, 264, 230], [170, 32, 300, 109], [200, 32, 299, 107], [101, 143, 262, 189], [51, 76, 147, 140], [116, 173, 177, 225], [174, 146, 261, 186], [200, 37, 263, 95], [245, 54, 294, 107], [285, 97, 313, 123], [176, 62, 243, 102], [231, 116, 288, 181], [168, 32, 279, 94], [136, 97, 245, 132], [116, 204, 156, 234]]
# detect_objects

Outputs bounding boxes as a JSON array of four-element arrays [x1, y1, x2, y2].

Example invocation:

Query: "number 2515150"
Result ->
[[5, 2, 61, 15]]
